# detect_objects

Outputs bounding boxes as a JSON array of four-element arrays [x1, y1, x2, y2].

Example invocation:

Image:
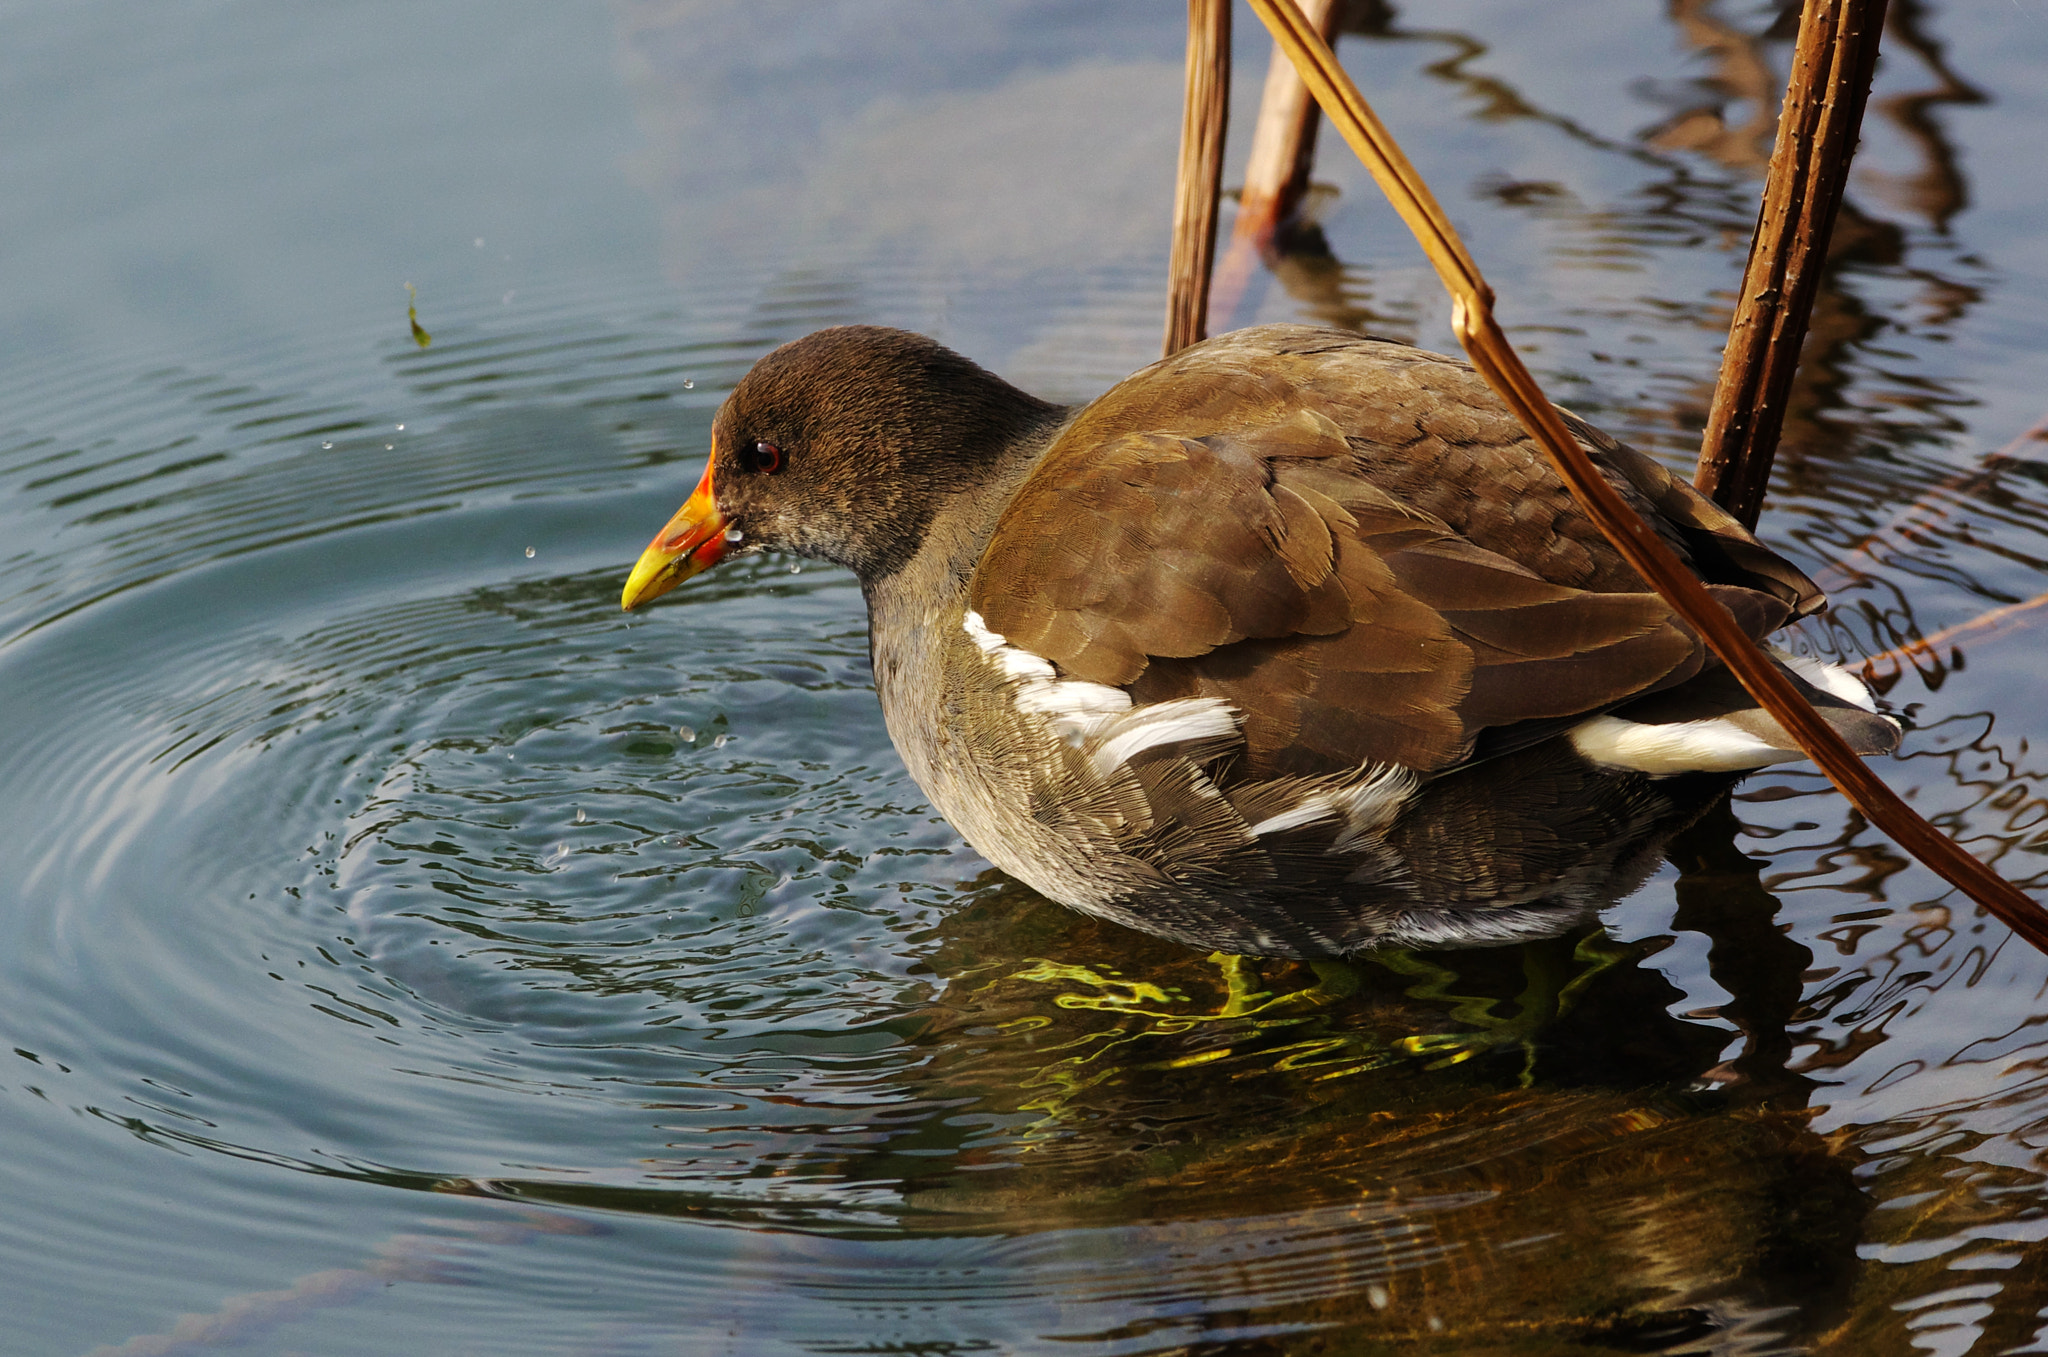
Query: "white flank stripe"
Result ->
[[1015, 681, 1128, 721], [962, 612, 1241, 768], [1248, 797, 1336, 837], [1088, 699, 1237, 777], [1248, 767, 1416, 846], [1332, 766, 1416, 836], [1385, 906, 1571, 947], [1569, 714, 1793, 774], [962, 609, 1130, 746], [961, 609, 1004, 653], [995, 648, 1055, 682]]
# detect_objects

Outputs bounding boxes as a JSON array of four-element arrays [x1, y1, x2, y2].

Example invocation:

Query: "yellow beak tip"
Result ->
[[621, 550, 680, 612], [623, 462, 726, 612]]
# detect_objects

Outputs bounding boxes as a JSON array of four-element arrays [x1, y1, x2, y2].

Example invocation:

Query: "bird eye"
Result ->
[[740, 440, 783, 475]]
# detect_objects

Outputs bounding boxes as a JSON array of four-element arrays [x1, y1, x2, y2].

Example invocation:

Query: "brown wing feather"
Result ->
[[971, 325, 1823, 779]]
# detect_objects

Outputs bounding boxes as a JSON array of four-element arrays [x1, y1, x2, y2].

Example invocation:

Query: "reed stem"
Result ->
[[1164, 0, 1232, 357], [1244, 0, 2048, 950], [1695, 0, 1892, 529]]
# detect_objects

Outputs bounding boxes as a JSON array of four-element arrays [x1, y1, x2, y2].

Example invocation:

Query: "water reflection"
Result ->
[[8, 0, 2048, 1351], [116, 845, 1882, 1350], [1248, 0, 2048, 696]]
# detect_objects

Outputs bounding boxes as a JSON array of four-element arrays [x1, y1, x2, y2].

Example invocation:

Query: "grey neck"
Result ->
[[861, 407, 1070, 627]]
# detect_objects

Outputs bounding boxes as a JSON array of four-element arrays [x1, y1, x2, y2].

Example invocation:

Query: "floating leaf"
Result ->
[[405, 282, 432, 349]]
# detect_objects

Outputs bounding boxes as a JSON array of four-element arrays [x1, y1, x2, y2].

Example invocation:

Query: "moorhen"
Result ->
[[621, 325, 1896, 956]]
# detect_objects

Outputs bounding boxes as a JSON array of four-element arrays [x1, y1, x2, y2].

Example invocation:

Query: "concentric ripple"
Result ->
[[6, 238, 2048, 1352], [0, 264, 1907, 1354], [9, 237, 2048, 1353]]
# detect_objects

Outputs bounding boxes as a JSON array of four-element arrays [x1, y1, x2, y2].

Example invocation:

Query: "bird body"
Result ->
[[623, 325, 1896, 956]]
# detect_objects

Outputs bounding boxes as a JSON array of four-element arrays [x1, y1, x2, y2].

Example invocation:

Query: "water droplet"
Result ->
[[788, 563, 801, 574], [712, 733, 729, 749], [320, 441, 333, 450], [724, 527, 743, 542], [575, 808, 587, 823], [677, 725, 695, 742], [524, 546, 535, 558], [682, 379, 694, 390]]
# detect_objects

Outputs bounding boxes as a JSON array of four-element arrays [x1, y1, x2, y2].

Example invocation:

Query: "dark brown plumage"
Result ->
[[622, 324, 1898, 956]]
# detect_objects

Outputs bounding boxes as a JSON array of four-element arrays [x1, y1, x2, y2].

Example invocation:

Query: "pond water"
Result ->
[[5, 1, 2048, 1353]]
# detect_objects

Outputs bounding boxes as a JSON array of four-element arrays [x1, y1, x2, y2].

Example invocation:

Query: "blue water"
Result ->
[[5, 2, 2048, 1353]]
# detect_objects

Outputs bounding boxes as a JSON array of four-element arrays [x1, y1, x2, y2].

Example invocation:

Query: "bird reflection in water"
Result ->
[[588, 3, 2037, 1347], [815, 788, 1864, 1351], [433, 781, 1864, 1352]]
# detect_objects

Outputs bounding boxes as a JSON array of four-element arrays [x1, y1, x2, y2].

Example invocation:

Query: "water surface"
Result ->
[[5, 2, 2048, 1353]]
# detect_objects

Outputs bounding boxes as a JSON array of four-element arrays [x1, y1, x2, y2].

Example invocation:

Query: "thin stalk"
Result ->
[[1695, 0, 1891, 528], [1210, 0, 1342, 329], [1244, 0, 2048, 950], [1164, 0, 1231, 358]]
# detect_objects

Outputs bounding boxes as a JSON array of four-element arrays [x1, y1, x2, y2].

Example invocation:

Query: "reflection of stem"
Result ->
[[1816, 409, 2048, 591], [1219, 4, 1716, 337], [1247, 0, 2048, 952], [1648, 0, 1781, 174], [83, 1210, 602, 1357], [1862, 0, 1984, 230], [1858, 589, 2048, 683], [1667, 796, 1816, 1107], [1210, 0, 1340, 331]]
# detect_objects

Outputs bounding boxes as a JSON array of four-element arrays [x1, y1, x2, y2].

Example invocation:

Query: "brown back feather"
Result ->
[[971, 327, 1821, 779]]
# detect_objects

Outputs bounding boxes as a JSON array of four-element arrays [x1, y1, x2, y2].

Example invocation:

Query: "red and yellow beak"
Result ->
[[621, 459, 731, 610]]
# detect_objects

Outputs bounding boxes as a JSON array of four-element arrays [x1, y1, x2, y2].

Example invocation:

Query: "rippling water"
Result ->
[[7, 2, 2048, 1353]]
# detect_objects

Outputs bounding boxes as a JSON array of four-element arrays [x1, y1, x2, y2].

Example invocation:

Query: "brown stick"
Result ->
[[1694, 0, 1891, 529], [1210, 0, 1341, 330], [1237, 0, 1337, 236], [1164, 0, 1232, 358], [1244, 0, 2048, 951]]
